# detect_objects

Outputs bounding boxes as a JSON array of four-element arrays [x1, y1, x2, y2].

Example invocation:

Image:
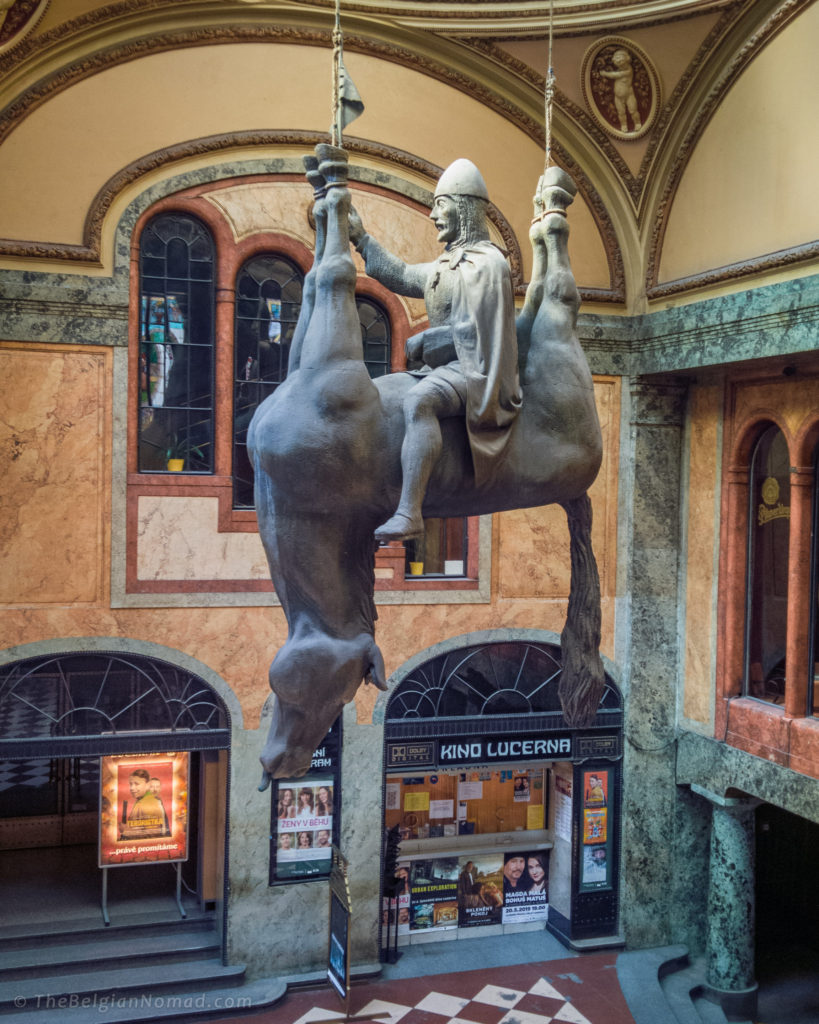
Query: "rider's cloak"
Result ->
[[356, 235, 522, 487]]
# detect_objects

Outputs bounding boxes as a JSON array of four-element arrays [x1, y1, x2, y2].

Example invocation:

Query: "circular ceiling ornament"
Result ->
[[581, 36, 660, 141], [0, 0, 49, 56]]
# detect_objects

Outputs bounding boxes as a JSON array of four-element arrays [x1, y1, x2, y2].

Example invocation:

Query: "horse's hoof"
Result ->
[[316, 143, 349, 186], [375, 511, 424, 543], [303, 154, 327, 197]]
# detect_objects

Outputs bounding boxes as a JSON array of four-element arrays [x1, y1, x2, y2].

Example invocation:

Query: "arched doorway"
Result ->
[[381, 637, 623, 952], [0, 650, 231, 933]]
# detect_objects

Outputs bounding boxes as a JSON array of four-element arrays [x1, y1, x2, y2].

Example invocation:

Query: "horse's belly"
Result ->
[[250, 362, 390, 510]]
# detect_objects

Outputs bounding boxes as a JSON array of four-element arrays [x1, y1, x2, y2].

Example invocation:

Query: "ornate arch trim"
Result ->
[[645, 0, 813, 294], [0, 20, 623, 300], [372, 628, 622, 725], [0, 636, 244, 731], [0, 132, 523, 291]]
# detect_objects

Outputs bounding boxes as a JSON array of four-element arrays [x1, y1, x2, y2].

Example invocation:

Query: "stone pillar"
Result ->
[[692, 784, 759, 1021], [620, 380, 687, 948]]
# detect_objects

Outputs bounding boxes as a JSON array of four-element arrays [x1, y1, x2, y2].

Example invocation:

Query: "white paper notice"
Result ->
[[554, 776, 573, 843], [429, 799, 454, 819], [385, 783, 401, 811], [458, 781, 483, 801]]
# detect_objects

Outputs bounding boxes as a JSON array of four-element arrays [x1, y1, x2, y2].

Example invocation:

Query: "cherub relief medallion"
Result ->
[[0, 0, 49, 57], [582, 36, 660, 140]]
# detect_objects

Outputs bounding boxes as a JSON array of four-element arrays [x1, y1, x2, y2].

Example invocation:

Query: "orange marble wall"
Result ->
[[496, 376, 621, 660], [0, 604, 289, 728], [682, 383, 721, 725], [1, 343, 623, 731], [0, 343, 109, 605]]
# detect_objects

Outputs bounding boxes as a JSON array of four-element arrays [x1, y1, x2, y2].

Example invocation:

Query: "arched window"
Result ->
[[231, 267, 394, 508], [138, 214, 215, 473], [809, 444, 819, 716], [233, 254, 305, 509], [387, 641, 622, 723], [357, 294, 391, 378], [744, 424, 790, 704]]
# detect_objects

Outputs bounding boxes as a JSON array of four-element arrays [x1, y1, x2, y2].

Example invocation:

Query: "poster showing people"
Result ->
[[275, 778, 334, 879], [582, 845, 609, 886], [407, 857, 459, 931], [581, 768, 611, 890], [500, 850, 550, 924], [583, 771, 608, 806], [98, 752, 188, 867], [513, 772, 530, 802], [456, 853, 504, 928]]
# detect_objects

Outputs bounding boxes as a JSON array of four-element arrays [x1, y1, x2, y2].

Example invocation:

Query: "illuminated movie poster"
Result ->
[[99, 752, 189, 867]]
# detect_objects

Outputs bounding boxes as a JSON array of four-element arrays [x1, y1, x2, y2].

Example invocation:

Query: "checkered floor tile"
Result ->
[[237, 958, 632, 1024]]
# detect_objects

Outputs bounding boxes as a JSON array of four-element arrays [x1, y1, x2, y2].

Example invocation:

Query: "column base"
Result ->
[[701, 981, 758, 1022]]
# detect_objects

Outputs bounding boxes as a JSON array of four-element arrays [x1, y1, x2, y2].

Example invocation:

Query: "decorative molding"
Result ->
[[0, 0, 49, 57], [0, 18, 624, 300], [0, 131, 525, 291], [645, 0, 812, 290], [580, 36, 661, 142], [307, 0, 742, 36], [469, 6, 740, 213], [647, 242, 819, 300]]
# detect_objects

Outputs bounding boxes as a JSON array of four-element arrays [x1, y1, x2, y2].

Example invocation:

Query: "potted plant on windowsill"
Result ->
[[165, 436, 204, 472]]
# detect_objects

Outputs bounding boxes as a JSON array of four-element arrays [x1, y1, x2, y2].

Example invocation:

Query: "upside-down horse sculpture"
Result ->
[[250, 144, 604, 781]]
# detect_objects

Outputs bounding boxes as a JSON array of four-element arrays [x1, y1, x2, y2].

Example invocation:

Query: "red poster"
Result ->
[[583, 770, 608, 807], [99, 752, 189, 867]]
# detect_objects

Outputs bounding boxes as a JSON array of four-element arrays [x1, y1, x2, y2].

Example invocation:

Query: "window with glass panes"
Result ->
[[138, 214, 215, 473], [744, 424, 790, 705], [233, 254, 304, 509], [809, 443, 819, 717]]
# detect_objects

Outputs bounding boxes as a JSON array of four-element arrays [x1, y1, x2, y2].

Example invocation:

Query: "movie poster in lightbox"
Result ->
[[99, 752, 189, 867]]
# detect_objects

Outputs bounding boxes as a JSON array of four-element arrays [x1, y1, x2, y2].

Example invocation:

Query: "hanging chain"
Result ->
[[544, 0, 556, 171], [331, 0, 342, 146]]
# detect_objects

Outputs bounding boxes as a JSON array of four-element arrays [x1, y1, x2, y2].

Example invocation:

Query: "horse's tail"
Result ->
[[559, 493, 605, 726]]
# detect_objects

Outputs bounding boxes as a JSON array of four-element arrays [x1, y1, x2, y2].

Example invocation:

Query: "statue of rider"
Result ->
[[349, 159, 522, 543]]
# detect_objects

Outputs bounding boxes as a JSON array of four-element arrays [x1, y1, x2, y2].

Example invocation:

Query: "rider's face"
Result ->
[[430, 195, 459, 244]]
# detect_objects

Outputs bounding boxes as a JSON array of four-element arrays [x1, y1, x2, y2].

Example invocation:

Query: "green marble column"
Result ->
[[693, 784, 759, 1021]]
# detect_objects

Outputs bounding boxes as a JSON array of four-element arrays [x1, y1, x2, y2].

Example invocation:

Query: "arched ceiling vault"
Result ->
[[0, 2, 635, 299], [0, 0, 815, 307]]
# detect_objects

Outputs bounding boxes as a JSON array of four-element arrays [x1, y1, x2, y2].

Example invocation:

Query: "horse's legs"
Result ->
[[296, 145, 363, 367], [375, 378, 462, 542], [559, 492, 605, 725], [288, 156, 328, 374]]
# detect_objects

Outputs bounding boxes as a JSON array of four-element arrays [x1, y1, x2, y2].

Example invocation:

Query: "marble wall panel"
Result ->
[[677, 730, 819, 826], [620, 381, 687, 949], [682, 384, 721, 726], [0, 344, 109, 605], [225, 713, 339, 978], [203, 182, 315, 247], [497, 376, 620, 601], [136, 496, 269, 581], [0, 606, 286, 730]]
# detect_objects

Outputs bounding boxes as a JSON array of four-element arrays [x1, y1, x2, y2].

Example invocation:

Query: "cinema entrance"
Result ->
[[381, 638, 623, 951], [0, 650, 231, 935]]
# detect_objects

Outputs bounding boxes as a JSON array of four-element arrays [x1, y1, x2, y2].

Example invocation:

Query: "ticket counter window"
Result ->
[[382, 640, 623, 949], [384, 767, 552, 937]]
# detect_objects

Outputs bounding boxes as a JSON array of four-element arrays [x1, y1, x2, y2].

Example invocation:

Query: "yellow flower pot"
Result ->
[[166, 458, 184, 472]]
